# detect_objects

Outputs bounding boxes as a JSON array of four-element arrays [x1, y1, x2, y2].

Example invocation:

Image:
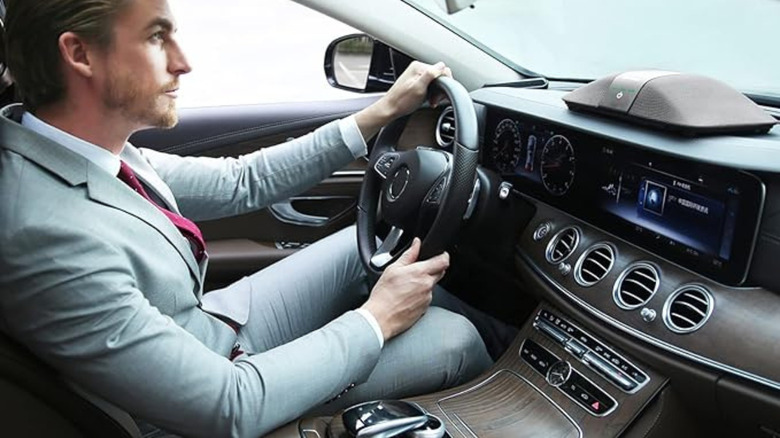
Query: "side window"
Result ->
[[170, 0, 364, 108]]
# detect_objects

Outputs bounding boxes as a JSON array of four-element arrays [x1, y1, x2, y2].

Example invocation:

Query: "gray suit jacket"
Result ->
[[0, 104, 381, 437]]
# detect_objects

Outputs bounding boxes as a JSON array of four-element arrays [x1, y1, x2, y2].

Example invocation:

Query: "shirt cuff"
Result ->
[[355, 308, 384, 349], [338, 115, 369, 159]]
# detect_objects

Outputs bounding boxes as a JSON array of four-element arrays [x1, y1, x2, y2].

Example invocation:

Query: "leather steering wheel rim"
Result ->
[[357, 76, 479, 278]]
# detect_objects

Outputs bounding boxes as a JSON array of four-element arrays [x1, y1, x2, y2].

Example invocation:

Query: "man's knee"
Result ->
[[428, 307, 492, 387]]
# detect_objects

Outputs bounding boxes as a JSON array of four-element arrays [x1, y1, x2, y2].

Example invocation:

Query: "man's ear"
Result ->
[[58, 31, 95, 78]]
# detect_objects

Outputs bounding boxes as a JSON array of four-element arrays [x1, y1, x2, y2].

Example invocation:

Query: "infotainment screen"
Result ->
[[484, 110, 765, 285], [590, 147, 760, 283]]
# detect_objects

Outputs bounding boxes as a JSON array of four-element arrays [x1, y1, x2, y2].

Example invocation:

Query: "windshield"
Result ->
[[403, 0, 779, 99]]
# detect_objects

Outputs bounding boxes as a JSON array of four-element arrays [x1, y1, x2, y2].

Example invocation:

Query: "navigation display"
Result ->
[[485, 110, 765, 285], [595, 156, 739, 266]]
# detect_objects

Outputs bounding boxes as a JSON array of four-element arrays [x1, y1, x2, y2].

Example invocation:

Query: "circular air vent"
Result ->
[[663, 285, 714, 334], [435, 106, 455, 149], [545, 227, 580, 264], [613, 262, 659, 310], [574, 243, 616, 287]]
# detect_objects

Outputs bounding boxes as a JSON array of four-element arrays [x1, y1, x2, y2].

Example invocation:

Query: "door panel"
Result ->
[[129, 97, 379, 289]]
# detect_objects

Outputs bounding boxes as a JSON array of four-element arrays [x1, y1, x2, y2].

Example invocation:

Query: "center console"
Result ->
[[324, 304, 667, 438]]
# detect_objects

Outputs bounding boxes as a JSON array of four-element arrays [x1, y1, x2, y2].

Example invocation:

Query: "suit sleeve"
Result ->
[[139, 118, 365, 222], [0, 222, 381, 437]]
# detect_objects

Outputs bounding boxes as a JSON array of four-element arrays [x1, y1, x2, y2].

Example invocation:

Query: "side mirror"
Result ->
[[324, 34, 413, 93]]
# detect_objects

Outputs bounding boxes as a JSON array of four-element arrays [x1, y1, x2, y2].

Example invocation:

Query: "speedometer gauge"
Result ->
[[490, 119, 522, 174], [540, 135, 576, 196]]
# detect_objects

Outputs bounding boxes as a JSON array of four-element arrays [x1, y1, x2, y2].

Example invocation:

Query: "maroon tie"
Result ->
[[117, 161, 206, 261]]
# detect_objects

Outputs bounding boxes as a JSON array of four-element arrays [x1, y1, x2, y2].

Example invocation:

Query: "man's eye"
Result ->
[[150, 31, 165, 42]]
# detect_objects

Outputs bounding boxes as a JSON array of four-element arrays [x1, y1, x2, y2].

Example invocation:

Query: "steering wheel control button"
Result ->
[[425, 177, 448, 205], [533, 221, 553, 241], [520, 339, 560, 376], [374, 154, 399, 179], [546, 360, 572, 387]]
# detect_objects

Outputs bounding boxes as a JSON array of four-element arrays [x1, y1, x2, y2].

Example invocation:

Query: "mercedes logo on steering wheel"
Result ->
[[388, 167, 411, 201]]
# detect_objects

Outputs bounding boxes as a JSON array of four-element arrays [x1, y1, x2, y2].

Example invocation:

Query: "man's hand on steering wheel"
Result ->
[[360, 238, 449, 341], [354, 61, 452, 142]]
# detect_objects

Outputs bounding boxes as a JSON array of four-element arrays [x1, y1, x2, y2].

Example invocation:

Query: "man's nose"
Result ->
[[168, 40, 192, 75]]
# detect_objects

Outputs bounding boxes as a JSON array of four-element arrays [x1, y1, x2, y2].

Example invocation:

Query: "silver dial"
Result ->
[[546, 360, 572, 387], [540, 134, 576, 196], [490, 119, 523, 174]]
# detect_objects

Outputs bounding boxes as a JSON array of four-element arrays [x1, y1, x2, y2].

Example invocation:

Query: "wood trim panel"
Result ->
[[518, 197, 780, 391], [327, 303, 667, 437]]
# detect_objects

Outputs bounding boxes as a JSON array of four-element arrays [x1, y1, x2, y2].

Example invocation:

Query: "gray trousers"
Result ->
[[139, 227, 496, 436], [235, 226, 494, 414]]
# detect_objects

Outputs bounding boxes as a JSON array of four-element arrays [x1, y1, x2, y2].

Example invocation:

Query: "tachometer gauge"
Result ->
[[490, 119, 523, 174], [540, 135, 576, 196]]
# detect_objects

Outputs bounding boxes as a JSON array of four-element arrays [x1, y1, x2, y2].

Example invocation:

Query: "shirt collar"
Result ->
[[21, 111, 123, 176]]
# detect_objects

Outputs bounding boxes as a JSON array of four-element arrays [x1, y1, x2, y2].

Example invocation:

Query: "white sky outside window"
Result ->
[[169, 0, 363, 108]]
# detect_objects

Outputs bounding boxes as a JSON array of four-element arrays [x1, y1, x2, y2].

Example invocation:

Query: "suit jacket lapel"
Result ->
[[86, 164, 203, 288], [0, 104, 204, 290]]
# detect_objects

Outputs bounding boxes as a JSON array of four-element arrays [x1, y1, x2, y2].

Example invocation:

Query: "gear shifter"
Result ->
[[341, 400, 439, 438]]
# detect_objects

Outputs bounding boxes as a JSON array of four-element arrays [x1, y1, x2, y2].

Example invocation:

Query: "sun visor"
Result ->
[[562, 71, 777, 135]]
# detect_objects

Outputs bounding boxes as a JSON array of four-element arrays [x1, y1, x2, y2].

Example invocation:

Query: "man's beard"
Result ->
[[103, 71, 178, 129]]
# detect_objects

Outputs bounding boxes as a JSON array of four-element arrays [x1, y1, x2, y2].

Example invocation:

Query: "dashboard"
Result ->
[[422, 86, 780, 434], [481, 108, 765, 285]]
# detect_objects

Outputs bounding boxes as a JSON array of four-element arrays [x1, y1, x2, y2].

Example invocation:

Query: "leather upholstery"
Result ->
[[0, 331, 139, 437]]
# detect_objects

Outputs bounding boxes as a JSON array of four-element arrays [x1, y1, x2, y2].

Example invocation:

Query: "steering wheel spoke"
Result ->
[[370, 226, 405, 269]]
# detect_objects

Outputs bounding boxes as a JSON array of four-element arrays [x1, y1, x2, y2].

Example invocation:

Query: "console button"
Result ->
[[562, 372, 617, 416], [520, 339, 559, 376], [535, 319, 570, 345], [629, 368, 648, 383], [583, 352, 637, 392], [565, 339, 587, 358]]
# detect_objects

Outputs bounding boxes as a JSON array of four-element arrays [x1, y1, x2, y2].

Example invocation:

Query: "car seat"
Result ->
[[0, 2, 139, 435]]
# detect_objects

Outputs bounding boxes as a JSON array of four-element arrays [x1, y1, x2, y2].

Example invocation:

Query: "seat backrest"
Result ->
[[0, 0, 18, 106], [0, 330, 140, 437]]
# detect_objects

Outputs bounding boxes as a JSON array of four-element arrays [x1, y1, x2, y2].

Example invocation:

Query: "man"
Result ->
[[0, 0, 493, 436]]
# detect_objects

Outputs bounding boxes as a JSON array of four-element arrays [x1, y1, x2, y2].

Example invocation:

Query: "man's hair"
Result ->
[[3, 0, 131, 112]]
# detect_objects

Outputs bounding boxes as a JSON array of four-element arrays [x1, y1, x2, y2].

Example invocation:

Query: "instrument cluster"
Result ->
[[489, 118, 576, 197]]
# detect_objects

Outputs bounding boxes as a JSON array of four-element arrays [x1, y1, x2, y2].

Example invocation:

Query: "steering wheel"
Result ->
[[357, 76, 480, 278]]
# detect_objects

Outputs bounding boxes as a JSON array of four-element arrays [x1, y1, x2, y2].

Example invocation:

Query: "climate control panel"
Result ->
[[521, 339, 617, 416], [533, 309, 650, 393]]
